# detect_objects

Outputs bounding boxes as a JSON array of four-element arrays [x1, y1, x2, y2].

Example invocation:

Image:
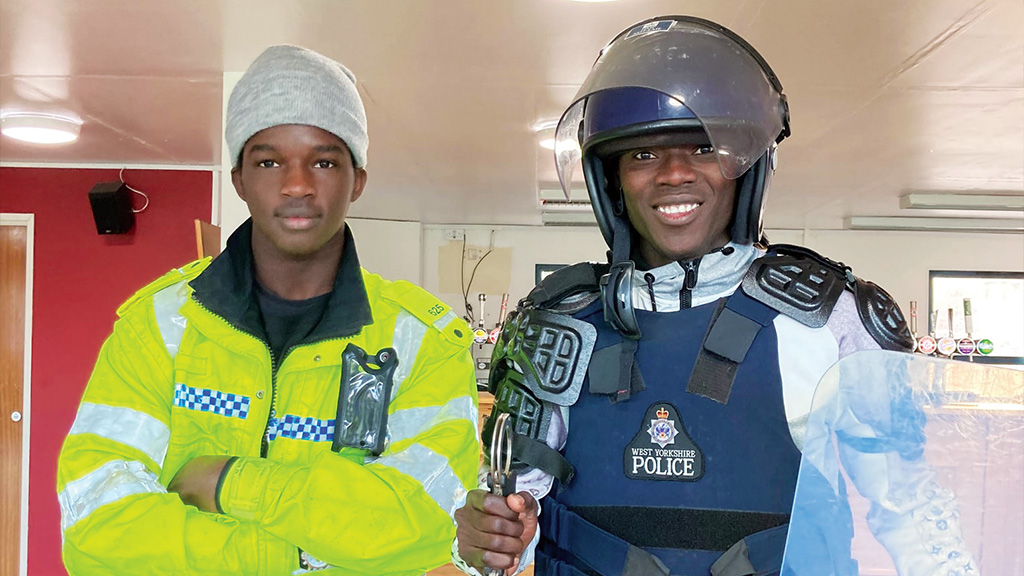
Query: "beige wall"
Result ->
[[420, 225, 607, 327]]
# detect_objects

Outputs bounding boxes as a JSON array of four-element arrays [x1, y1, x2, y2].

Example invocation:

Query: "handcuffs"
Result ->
[[485, 413, 517, 576]]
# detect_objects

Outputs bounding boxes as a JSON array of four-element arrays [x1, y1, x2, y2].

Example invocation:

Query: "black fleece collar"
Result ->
[[189, 219, 373, 343]]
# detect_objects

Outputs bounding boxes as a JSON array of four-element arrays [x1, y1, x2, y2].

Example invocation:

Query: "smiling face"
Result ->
[[617, 143, 737, 267], [231, 124, 367, 263]]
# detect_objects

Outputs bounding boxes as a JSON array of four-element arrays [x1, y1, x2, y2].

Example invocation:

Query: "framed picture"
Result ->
[[535, 264, 567, 285]]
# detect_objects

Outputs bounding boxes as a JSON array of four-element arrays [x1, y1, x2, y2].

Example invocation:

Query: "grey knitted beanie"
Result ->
[[226, 45, 367, 168]]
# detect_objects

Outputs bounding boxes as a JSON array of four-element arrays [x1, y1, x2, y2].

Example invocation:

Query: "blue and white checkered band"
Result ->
[[266, 414, 336, 443], [173, 384, 250, 419]]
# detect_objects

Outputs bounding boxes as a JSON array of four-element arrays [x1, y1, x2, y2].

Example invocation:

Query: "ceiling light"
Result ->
[[1, 112, 82, 144], [566, 0, 622, 3], [900, 192, 1024, 211], [534, 119, 560, 150], [845, 216, 1024, 233], [944, 401, 1024, 412], [532, 119, 559, 132]]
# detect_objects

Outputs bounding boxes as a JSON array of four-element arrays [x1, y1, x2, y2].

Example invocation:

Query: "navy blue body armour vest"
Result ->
[[537, 294, 803, 576]]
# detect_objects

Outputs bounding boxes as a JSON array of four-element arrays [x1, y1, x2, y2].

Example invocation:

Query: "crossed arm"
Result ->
[[58, 311, 480, 575]]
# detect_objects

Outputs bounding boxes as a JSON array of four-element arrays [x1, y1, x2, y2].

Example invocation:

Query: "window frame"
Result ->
[[928, 270, 1024, 366], [535, 263, 568, 285]]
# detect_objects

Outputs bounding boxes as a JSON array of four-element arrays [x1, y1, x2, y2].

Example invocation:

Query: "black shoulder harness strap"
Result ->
[[687, 244, 847, 404], [524, 262, 608, 312], [687, 244, 914, 404]]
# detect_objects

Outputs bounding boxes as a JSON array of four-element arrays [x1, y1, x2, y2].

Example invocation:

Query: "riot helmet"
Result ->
[[554, 16, 791, 257]]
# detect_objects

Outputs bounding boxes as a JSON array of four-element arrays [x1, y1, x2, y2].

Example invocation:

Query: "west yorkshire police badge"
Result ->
[[624, 402, 704, 482]]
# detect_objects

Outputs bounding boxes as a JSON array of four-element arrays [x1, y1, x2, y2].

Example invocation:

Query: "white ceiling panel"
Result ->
[[1, 0, 1020, 230]]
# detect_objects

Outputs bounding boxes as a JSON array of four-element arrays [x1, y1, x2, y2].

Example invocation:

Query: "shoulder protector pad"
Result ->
[[483, 370, 576, 484], [525, 262, 608, 314], [741, 245, 848, 328], [490, 307, 596, 407], [853, 278, 915, 351]]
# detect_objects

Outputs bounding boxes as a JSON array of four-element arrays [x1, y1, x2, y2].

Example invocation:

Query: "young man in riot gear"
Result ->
[[454, 16, 976, 576]]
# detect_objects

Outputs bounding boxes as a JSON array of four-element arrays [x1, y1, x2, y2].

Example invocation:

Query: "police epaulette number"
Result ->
[[384, 280, 472, 346]]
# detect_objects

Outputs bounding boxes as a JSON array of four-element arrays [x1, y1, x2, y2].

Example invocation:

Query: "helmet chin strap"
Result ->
[[610, 210, 631, 265], [600, 215, 641, 339], [595, 214, 644, 402]]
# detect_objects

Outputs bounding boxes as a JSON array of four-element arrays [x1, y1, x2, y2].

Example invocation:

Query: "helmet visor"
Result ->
[[555, 18, 786, 197]]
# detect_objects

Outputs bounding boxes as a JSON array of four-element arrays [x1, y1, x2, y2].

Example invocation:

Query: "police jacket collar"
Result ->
[[189, 218, 373, 342], [631, 242, 762, 311]]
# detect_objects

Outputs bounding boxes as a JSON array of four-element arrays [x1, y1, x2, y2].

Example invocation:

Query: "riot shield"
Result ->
[[780, 350, 1023, 576]]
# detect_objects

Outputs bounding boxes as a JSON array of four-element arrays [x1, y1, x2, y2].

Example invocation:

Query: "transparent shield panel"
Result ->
[[782, 350, 1024, 575], [554, 99, 585, 199]]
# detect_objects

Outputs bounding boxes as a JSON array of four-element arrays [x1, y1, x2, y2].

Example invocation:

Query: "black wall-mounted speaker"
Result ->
[[88, 182, 135, 235]]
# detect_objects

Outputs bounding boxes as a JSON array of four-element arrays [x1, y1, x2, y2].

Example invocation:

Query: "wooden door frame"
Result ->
[[1, 213, 33, 576]]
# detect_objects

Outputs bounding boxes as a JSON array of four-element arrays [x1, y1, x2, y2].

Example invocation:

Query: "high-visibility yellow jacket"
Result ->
[[57, 223, 479, 575]]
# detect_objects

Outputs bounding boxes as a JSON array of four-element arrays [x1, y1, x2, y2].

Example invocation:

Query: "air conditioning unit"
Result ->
[[541, 211, 598, 227], [538, 187, 596, 226], [539, 187, 590, 206]]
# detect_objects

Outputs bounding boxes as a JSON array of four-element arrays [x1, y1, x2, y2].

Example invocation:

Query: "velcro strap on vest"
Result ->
[[587, 339, 645, 402], [569, 505, 791, 552], [688, 292, 778, 405], [539, 499, 670, 576]]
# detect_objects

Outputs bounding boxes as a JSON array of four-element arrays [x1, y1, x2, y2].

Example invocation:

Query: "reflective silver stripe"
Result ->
[[58, 460, 165, 533], [374, 443, 466, 519], [68, 403, 170, 468], [152, 279, 190, 357], [391, 310, 428, 397], [432, 310, 458, 331], [388, 395, 477, 446]]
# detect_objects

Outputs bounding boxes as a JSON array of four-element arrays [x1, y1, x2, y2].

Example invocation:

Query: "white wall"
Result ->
[[799, 230, 1024, 321], [348, 218, 422, 284], [214, 146, 1024, 325], [219, 72, 246, 236], [416, 225, 1023, 329], [217, 75, 1022, 324]]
